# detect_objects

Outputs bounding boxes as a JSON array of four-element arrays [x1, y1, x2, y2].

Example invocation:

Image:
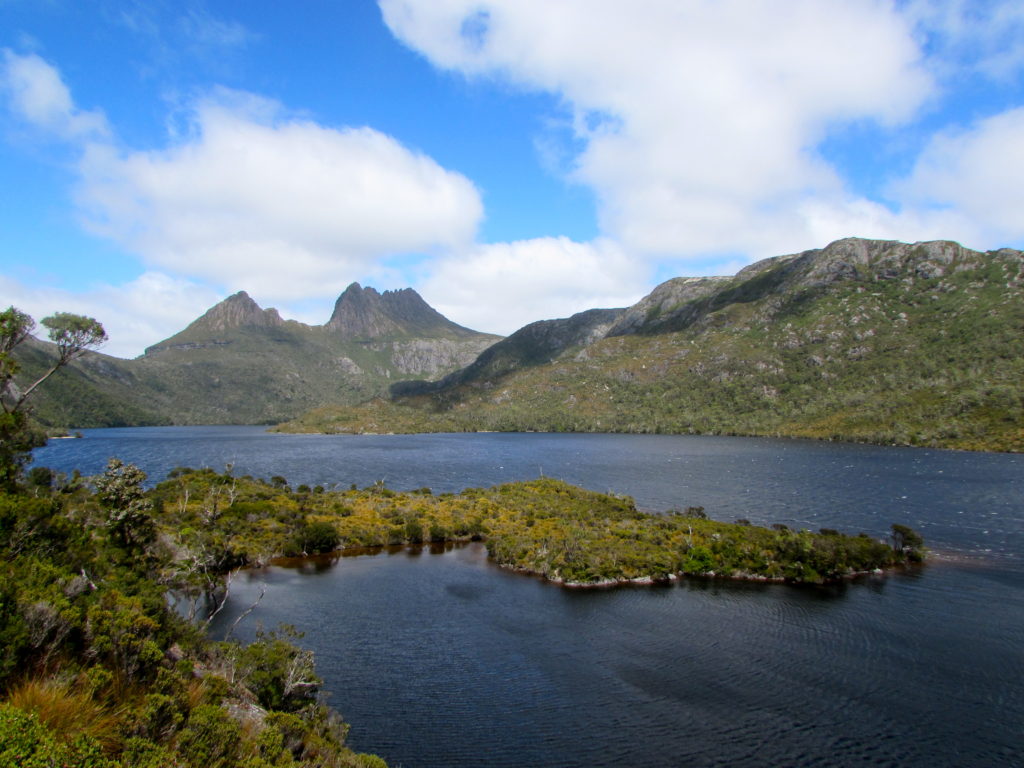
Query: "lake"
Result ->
[[34, 427, 1024, 767]]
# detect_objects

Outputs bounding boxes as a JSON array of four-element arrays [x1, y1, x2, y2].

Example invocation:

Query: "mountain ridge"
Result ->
[[277, 237, 1024, 452], [326, 283, 481, 340]]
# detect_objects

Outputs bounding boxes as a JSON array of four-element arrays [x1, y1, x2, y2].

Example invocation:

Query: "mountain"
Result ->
[[277, 238, 1024, 452], [17, 285, 501, 427], [325, 283, 482, 340], [391, 307, 624, 397]]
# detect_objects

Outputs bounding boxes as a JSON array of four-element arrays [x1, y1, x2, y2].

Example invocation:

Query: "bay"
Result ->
[[34, 427, 1024, 767]]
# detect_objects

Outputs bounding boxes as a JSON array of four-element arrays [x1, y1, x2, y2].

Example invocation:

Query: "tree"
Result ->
[[0, 306, 106, 491], [95, 457, 154, 550], [1, 309, 107, 412], [891, 523, 925, 562]]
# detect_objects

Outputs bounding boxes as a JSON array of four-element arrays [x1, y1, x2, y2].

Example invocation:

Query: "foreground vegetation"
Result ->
[[1, 462, 924, 768], [3, 307, 385, 767], [0, 463, 390, 768]]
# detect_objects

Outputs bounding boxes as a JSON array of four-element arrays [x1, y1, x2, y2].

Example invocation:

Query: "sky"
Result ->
[[1, 1, 1023, 359]]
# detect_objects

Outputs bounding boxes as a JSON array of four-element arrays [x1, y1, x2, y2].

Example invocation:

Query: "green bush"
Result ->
[[121, 736, 183, 768], [233, 626, 320, 713], [0, 704, 116, 768], [177, 704, 242, 768]]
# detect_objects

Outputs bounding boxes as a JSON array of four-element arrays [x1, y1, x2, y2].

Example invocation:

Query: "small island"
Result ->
[[154, 468, 925, 587]]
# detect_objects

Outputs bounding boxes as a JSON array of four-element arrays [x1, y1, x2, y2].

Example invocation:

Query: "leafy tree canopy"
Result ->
[[0, 306, 106, 491]]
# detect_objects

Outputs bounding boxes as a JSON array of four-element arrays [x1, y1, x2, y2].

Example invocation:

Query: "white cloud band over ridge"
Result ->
[[381, 0, 1024, 258]]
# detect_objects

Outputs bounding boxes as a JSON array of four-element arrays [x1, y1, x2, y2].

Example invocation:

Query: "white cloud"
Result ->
[[0, 52, 491, 352], [178, 8, 258, 52], [3, 50, 483, 307], [0, 52, 489, 353], [419, 237, 648, 335], [0, 49, 109, 140], [890, 107, 1024, 244], [1, 52, 484, 309], [73, 89, 484, 301], [904, 0, 1024, 80], [0, 272, 221, 359], [380, 0, 935, 261]]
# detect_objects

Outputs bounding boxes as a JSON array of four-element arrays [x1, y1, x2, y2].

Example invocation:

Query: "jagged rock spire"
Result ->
[[326, 282, 473, 339]]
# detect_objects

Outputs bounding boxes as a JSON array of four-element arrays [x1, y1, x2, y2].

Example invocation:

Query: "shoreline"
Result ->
[[267, 423, 1022, 455], [264, 539, 923, 589]]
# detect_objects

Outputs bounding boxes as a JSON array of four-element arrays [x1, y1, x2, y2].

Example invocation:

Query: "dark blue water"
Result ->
[[34, 428, 1024, 767]]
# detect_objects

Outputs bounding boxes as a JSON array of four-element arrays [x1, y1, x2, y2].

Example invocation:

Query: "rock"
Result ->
[[326, 283, 482, 340]]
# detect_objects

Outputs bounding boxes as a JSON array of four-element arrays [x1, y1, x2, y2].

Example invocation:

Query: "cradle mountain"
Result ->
[[16, 283, 500, 426]]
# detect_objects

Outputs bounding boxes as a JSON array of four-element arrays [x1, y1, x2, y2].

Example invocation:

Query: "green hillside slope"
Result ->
[[277, 239, 1024, 452]]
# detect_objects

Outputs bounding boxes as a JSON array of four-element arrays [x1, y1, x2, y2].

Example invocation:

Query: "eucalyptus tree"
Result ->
[[0, 306, 107, 490]]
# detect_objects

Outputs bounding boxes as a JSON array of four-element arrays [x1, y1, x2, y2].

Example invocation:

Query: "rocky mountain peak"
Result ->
[[189, 291, 285, 333], [326, 282, 474, 340], [143, 292, 285, 356]]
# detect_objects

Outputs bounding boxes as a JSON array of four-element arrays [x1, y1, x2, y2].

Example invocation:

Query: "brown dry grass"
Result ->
[[6, 676, 125, 753]]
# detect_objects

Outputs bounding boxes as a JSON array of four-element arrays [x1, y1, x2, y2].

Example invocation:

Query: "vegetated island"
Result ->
[[152, 468, 925, 587]]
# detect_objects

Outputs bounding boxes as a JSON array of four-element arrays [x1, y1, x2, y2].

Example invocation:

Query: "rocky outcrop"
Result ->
[[607, 276, 729, 336], [325, 283, 480, 340], [144, 292, 287, 355], [188, 291, 285, 333], [610, 238, 1023, 338], [389, 338, 497, 377], [795, 238, 976, 286], [392, 307, 623, 396]]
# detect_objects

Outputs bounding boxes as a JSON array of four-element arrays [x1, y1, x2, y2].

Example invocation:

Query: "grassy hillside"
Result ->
[[12, 339, 169, 428], [277, 239, 1024, 452]]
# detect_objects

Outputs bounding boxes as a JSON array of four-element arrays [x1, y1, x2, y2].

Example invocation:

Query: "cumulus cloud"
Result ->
[[0, 49, 109, 140], [419, 237, 648, 335], [380, 0, 935, 260], [75, 89, 484, 299], [905, 0, 1024, 79], [890, 107, 1024, 244], [2, 50, 484, 304], [1, 51, 488, 352], [0, 271, 221, 359]]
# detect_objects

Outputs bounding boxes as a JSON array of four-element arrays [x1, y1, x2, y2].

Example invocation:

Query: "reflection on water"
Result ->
[[210, 542, 1023, 768]]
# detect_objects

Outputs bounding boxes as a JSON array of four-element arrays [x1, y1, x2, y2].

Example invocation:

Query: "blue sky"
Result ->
[[1, 0, 1023, 358]]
